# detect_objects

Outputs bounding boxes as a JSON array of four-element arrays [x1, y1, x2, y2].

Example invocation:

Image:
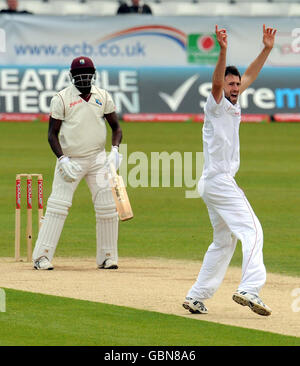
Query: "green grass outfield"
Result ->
[[0, 121, 300, 346], [0, 288, 299, 347]]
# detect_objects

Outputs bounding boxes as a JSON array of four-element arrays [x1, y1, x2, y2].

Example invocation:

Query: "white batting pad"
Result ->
[[94, 188, 119, 266], [32, 198, 71, 262]]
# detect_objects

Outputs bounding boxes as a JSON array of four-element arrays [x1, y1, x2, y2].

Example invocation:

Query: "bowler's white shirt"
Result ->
[[50, 85, 115, 157], [202, 92, 241, 179]]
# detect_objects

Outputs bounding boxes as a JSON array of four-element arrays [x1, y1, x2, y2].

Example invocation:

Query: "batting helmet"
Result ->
[[70, 56, 95, 74], [69, 56, 96, 90]]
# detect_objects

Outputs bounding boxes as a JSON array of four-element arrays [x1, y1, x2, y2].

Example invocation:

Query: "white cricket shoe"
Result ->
[[232, 290, 272, 316], [182, 297, 208, 314], [34, 256, 54, 270], [98, 258, 118, 269]]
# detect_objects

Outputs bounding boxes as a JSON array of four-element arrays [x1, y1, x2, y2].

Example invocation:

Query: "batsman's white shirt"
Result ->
[[50, 84, 115, 157], [187, 92, 266, 301]]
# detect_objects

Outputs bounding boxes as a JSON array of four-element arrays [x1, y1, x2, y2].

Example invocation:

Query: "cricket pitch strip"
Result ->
[[0, 257, 299, 338]]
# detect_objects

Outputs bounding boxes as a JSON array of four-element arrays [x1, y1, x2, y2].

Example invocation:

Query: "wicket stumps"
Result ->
[[15, 174, 44, 262]]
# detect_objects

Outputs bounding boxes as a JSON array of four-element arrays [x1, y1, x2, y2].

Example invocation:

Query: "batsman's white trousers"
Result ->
[[32, 150, 118, 265], [187, 173, 266, 300]]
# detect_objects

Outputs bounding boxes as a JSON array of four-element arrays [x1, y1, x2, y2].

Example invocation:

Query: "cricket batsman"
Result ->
[[183, 25, 277, 316], [32, 56, 122, 270]]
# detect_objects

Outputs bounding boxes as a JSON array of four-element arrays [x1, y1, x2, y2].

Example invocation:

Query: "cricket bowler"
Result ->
[[183, 24, 277, 316]]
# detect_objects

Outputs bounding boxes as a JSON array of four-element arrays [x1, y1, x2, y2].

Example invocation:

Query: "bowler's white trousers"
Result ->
[[187, 173, 266, 300]]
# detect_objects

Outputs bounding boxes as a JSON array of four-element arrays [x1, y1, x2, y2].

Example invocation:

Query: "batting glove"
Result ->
[[107, 146, 123, 171], [58, 156, 82, 182]]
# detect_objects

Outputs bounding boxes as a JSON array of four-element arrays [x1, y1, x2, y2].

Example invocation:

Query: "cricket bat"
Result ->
[[109, 163, 133, 221]]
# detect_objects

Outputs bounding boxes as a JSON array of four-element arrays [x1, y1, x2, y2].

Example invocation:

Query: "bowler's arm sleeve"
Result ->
[[204, 92, 225, 117]]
